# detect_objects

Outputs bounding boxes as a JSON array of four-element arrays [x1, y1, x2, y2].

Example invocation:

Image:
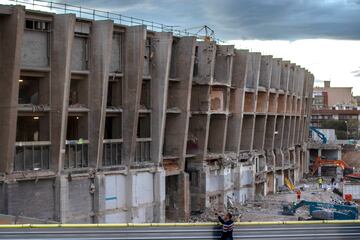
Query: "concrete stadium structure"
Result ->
[[0, 4, 314, 223]]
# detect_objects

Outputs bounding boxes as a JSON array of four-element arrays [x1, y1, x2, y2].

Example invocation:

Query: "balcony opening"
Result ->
[[69, 78, 88, 108], [143, 37, 152, 77], [135, 113, 151, 163], [107, 77, 122, 108], [193, 46, 199, 77], [65, 115, 88, 169], [18, 76, 49, 106], [14, 115, 50, 171], [169, 39, 179, 79], [103, 115, 122, 166], [140, 80, 151, 109]]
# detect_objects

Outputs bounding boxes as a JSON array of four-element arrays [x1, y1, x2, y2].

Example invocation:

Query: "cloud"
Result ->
[[53, 0, 360, 40], [352, 68, 360, 77]]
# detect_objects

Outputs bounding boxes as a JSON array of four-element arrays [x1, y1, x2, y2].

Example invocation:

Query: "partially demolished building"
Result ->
[[0, 4, 314, 223]]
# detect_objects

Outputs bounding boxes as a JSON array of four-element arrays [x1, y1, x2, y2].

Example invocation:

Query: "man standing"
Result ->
[[217, 212, 234, 240], [318, 177, 323, 189]]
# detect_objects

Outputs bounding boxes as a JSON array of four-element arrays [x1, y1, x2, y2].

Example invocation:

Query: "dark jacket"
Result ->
[[218, 216, 234, 239]]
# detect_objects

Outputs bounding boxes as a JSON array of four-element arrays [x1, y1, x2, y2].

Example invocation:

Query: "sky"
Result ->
[[2, 0, 360, 94]]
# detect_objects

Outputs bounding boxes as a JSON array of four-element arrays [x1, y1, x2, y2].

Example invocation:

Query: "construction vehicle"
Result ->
[[310, 126, 327, 144], [282, 200, 358, 220], [311, 156, 353, 176]]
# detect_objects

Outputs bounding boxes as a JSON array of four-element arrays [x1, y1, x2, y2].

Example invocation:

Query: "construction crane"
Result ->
[[183, 25, 215, 42]]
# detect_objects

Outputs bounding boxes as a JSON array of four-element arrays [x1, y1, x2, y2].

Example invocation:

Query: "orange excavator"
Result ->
[[311, 156, 353, 176]]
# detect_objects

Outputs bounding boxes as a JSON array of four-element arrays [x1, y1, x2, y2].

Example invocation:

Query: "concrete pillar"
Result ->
[[88, 20, 114, 168], [0, 6, 25, 173], [259, 55, 273, 88], [151, 32, 173, 164], [164, 37, 195, 169], [126, 171, 138, 222], [232, 49, 249, 88], [270, 58, 281, 90], [280, 61, 290, 91], [240, 115, 255, 151], [264, 116, 276, 150], [122, 26, 146, 165], [94, 172, 106, 223], [226, 89, 244, 153], [245, 52, 261, 89], [55, 175, 69, 222], [193, 41, 216, 84], [214, 45, 234, 85], [50, 14, 76, 172], [154, 169, 166, 222], [179, 172, 190, 221], [253, 115, 266, 150]]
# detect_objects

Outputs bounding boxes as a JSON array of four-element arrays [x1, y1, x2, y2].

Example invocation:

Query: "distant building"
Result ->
[[355, 96, 360, 106], [312, 81, 356, 109]]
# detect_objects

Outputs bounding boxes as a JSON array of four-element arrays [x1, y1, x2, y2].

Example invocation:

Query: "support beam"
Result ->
[[151, 32, 173, 163], [0, 6, 25, 173], [88, 20, 114, 168], [50, 14, 76, 172], [122, 26, 146, 165]]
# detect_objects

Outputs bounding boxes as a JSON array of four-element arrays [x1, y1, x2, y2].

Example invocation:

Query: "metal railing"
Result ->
[[8, 0, 223, 42], [64, 139, 88, 169], [14, 141, 51, 171], [103, 139, 122, 166], [1, 221, 360, 239], [135, 138, 151, 162]]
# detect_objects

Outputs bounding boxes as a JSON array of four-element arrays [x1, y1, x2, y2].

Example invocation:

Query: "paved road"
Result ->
[[1, 223, 360, 239]]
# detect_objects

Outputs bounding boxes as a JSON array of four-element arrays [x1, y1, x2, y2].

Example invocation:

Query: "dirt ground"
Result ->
[[342, 149, 360, 169], [190, 177, 344, 222]]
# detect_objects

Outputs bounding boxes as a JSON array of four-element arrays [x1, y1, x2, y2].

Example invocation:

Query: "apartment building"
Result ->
[[0, 4, 314, 223]]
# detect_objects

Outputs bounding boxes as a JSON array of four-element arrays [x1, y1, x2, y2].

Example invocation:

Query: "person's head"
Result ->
[[224, 212, 232, 221]]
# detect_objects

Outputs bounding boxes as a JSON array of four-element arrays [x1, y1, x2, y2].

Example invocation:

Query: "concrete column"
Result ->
[[88, 20, 114, 168], [270, 58, 281, 90], [264, 116, 276, 150], [122, 26, 146, 165], [54, 175, 69, 222], [153, 169, 166, 222], [94, 172, 106, 223], [151, 32, 173, 164], [240, 115, 255, 151], [245, 52, 261, 90], [280, 61, 290, 91], [226, 89, 244, 153], [193, 41, 216, 84], [0, 6, 25, 173], [50, 14, 76, 172], [232, 49, 249, 88], [179, 172, 190, 221], [259, 55, 273, 88], [253, 115, 266, 150], [214, 45, 234, 85], [164, 37, 195, 169]]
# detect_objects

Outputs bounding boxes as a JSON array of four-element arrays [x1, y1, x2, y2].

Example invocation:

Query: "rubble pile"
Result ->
[[190, 177, 345, 222]]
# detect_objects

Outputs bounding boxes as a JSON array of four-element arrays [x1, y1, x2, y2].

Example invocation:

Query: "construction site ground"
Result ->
[[190, 177, 345, 222]]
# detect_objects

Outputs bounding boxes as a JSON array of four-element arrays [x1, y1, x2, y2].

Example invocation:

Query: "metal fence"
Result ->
[[14, 141, 51, 171], [1, 221, 360, 239], [7, 0, 223, 42], [135, 138, 151, 162], [103, 139, 122, 166], [64, 140, 89, 169]]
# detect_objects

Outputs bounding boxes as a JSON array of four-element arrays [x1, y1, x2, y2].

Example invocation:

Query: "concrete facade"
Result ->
[[0, 5, 314, 223]]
